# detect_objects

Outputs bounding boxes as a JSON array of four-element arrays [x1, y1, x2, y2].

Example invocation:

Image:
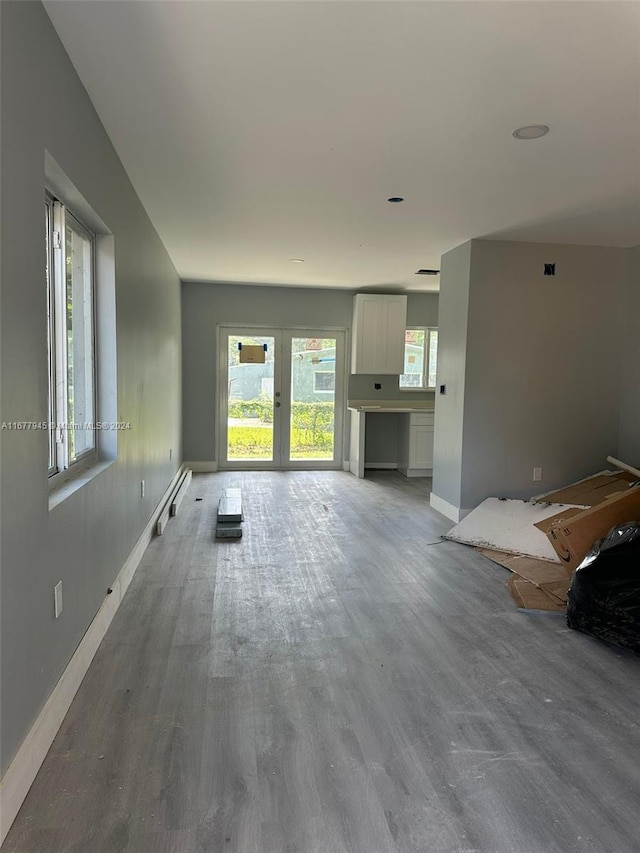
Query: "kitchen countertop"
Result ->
[[347, 399, 435, 413]]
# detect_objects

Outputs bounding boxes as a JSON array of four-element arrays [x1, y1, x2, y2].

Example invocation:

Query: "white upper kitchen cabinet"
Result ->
[[351, 294, 408, 374]]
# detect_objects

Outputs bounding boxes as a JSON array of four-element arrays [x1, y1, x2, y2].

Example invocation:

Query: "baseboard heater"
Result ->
[[156, 468, 192, 535]]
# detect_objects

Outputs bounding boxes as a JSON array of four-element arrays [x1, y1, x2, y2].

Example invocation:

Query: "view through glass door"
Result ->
[[220, 327, 345, 469]]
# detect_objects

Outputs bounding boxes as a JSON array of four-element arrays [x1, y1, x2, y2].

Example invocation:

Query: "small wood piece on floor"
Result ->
[[216, 487, 243, 538], [217, 487, 243, 522], [215, 521, 243, 539]]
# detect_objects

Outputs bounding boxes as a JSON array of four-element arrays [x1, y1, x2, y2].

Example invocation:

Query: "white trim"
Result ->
[[349, 409, 365, 478], [342, 460, 350, 472], [0, 466, 186, 845], [185, 461, 218, 472], [429, 492, 470, 522]]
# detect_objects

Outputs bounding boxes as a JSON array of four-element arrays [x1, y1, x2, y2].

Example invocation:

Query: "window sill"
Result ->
[[48, 459, 114, 511], [398, 387, 436, 393]]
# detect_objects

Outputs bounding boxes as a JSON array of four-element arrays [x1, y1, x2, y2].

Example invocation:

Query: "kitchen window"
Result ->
[[400, 327, 438, 390]]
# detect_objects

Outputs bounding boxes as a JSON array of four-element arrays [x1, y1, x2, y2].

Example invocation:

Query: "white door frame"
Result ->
[[217, 324, 347, 470]]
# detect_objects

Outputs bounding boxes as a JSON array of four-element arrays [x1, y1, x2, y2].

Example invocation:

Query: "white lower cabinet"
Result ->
[[398, 412, 434, 477]]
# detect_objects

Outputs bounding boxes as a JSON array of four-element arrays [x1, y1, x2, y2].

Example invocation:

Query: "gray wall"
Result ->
[[181, 281, 438, 462], [431, 241, 472, 508], [618, 245, 640, 462], [433, 238, 629, 514], [0, 2, 182, 775]]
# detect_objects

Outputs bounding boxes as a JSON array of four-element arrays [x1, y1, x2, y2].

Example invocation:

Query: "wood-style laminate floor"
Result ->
[[4, 471, 640, 853]]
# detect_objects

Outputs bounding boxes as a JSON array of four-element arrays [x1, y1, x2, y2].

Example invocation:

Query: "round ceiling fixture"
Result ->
[[512, 124, 549, 140], [289, 258, 305, 263], [388, 197, 404, 203]]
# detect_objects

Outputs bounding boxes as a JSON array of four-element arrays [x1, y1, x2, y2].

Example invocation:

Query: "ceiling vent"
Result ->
[[415, 269, 440, 276]]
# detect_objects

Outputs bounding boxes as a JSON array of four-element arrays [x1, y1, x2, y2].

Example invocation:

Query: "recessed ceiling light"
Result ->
[[387, 197, 404, 203], [512, 124, 549, 140], [289, 258, 305, 263]]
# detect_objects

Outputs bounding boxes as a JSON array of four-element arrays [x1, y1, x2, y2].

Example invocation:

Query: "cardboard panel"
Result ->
[[535, 472, 636, 507], [545, 486, 640, 570], [506, 576, 567, 612], [534, 507, 585, 535], [478, 548, 571, 604], [238, 344, 266, 364]]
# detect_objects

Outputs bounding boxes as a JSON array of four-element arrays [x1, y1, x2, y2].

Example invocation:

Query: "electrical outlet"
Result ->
[[54, 581, 63, 619], [141, 479, 145, 499], [533, 467, 543, 482]]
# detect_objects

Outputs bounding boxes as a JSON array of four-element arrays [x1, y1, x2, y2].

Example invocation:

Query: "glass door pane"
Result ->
[[226, 334, 275, 461], [289, 336, 336, 461]]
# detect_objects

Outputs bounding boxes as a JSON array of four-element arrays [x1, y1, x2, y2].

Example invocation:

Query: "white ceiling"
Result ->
[[44, 1, 640, 292]]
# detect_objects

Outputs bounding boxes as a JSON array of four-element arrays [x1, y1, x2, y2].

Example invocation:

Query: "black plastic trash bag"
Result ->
[[566, 522, 640, 654]]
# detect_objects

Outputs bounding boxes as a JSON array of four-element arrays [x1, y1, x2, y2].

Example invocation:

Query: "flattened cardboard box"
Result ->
[[478, 548, 572, 610], [478, 548, 572, 590], [506, 576, 567, 612], [535, 472, 637, 507], [534, 507, 585, 536], [544, 486, 640, 570]]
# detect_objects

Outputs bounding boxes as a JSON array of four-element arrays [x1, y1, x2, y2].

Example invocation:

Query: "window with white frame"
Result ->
[[399, 327, 438, 390], [46, 192, 97, 478]]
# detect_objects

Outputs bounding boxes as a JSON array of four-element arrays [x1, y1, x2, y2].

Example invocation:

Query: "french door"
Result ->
[[219, 327, 345, 469]]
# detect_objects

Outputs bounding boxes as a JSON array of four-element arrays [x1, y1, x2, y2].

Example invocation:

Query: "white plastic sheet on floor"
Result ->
[[443, 498, 587, 562]]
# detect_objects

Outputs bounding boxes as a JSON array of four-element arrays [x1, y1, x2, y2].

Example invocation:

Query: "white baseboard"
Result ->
[[185, 460, 218, 472], [429, 492, 470, 522], [364, 462, 397, 470], [0, 465, 185, 845]]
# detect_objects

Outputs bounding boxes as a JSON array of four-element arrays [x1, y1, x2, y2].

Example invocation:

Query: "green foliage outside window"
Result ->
[[228, 399, 334, 458]]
